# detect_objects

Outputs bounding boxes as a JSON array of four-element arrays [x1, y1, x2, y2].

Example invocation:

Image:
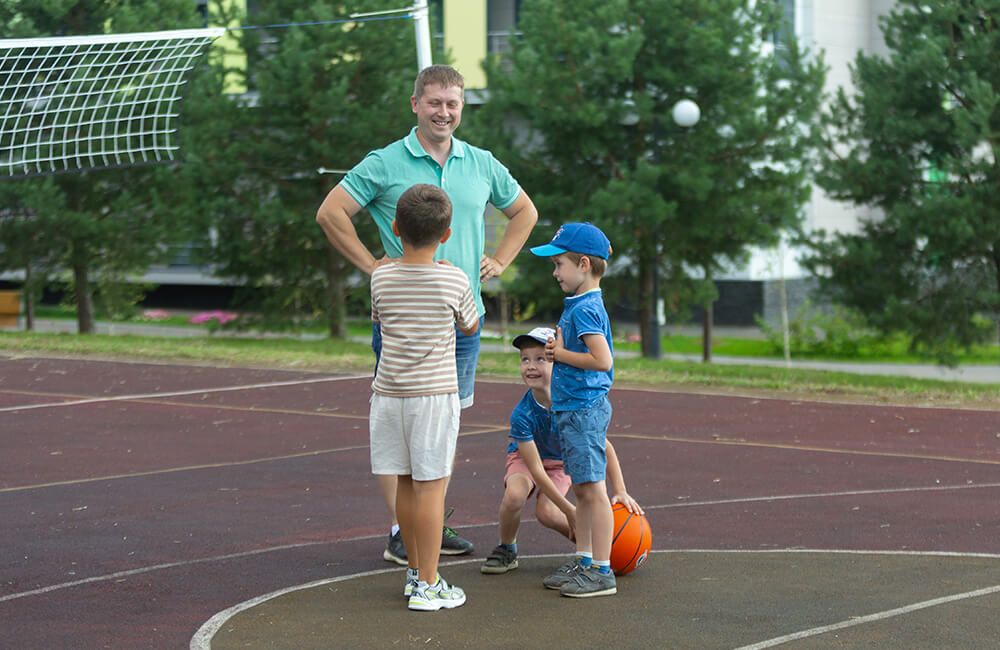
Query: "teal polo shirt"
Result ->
[[339, 127, 521, 316]]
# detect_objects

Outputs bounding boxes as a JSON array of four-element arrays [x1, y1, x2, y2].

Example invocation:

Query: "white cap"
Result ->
[[512, 326, 555, 349]]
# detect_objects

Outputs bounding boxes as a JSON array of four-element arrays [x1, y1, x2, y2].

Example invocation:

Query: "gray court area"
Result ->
[[199, 551, 1000, 649]]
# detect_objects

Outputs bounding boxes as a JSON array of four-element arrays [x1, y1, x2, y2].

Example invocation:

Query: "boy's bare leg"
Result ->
[[412, 477, 447, 584], [535, 493, 572, 540], [383, 474, 453, 525], [572, 480, 612, 559], [498, 474, 532, 543], [378, 474, 399, 525], [395, 475, 418, 571]]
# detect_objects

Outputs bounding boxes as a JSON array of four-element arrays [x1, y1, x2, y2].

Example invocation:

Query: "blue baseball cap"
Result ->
[[529, 222, 612, 260]]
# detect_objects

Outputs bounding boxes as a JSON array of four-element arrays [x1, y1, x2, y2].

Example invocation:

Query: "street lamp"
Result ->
[[644, 99, 700, 360]]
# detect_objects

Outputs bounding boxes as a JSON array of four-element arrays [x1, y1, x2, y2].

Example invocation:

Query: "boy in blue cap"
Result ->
[[529, 222, 618, 598], [480, 326, 643, 576]]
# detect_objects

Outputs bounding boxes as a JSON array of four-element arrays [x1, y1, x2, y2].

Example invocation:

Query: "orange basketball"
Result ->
[[610, 502, 652, 575]]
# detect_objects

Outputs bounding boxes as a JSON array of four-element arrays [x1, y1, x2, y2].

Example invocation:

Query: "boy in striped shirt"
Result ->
[[369, 183, 480, 611]]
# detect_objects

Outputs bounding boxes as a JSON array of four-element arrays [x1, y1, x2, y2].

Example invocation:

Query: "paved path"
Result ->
[[13, 318, 1000, 384]]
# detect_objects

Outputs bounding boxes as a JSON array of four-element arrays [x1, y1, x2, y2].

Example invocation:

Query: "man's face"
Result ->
[[411, 83, 464, 145], [518, 343, 551, 390]]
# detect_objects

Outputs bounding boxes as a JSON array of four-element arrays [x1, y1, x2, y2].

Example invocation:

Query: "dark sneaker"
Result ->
[[440, 508, 474, 556], [542, 558, 583, 590], [480, 545, 519, 574], [559, 567, 617, 598], [383, 530, 407, 566], [408, 575, 467, 611]]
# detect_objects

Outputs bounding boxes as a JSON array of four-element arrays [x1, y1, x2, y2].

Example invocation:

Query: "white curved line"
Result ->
[[6, 482, 1000, 604], [733, 583, 1000, 649], [189, 550, 1000, 650]]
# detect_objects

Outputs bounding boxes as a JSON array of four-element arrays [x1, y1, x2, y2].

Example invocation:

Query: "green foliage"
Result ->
[[810, 0, 1000, 362], [757, 302, 896, 358], [467, 0, 826, 355], [181, 0, 418, 336], [0, 0, 211, 332]]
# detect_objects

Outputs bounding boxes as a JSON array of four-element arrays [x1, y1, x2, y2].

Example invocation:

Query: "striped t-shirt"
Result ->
[[370, 262, 479, 397]]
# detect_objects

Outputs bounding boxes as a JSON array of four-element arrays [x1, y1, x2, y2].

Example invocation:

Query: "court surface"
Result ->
[[2, 355, 999, 648]]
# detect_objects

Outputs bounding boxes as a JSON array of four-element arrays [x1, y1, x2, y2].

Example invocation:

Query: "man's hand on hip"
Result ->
[[479, 255, 508, 282]]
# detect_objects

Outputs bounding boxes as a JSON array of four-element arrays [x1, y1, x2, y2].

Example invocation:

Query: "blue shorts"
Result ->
[[372, 316, 483, 409], [554, 395, 612, 485]]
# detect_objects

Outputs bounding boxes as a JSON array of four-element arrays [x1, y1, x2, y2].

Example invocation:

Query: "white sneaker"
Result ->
[[407, 576, 466, 611], [403, 569, 419, 598]]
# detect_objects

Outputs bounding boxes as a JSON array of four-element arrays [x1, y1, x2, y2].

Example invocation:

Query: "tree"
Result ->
[[0, 1, 212, 333], [468, 0, 825, 359], [809, 0, 1000, 363], [190, 0, 418, 338]]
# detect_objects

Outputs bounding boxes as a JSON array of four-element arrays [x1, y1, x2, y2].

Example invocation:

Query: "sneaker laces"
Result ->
[[443, 507, 459, 539]]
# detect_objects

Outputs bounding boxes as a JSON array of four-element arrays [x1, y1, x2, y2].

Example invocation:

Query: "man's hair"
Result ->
[[563, 252, 607, 278], [414, 64, 464, 99], [395, 184, 452, 248]]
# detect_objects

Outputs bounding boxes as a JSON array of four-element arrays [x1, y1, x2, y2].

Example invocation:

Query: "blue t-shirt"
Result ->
[[506, 390, 562, 461], [551, 289, 614, 411], [339, 127, 522, 317]]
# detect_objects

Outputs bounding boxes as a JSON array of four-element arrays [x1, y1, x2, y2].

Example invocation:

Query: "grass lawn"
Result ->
[[27, 306, 1000, 365], [2, 330, 998, 410]]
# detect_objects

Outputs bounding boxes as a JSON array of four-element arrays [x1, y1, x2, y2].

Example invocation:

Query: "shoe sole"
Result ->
[[383, 549, 408, 566], [408, 595, 467, 611], [439, 547, 473, 556], [480, 560, 518, 574], [560, 586, 617, 598]]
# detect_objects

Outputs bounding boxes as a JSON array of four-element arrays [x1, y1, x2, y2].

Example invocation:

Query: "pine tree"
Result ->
[[811, 0, 1000, 362], [0, 0, 212, 333], [469, 0, 825, 358], [191, 0, 417, 337]]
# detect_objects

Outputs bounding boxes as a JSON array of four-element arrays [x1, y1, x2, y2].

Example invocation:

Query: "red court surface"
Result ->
[[2, 355, 999, 648]]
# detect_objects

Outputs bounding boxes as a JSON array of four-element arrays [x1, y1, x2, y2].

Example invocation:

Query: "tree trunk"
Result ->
[[638, 251, 661, 359], [24, 265, 34, 331], [325, 244, 347, 339], [702, 271, 714, 363], [71, 249, 94, 334]]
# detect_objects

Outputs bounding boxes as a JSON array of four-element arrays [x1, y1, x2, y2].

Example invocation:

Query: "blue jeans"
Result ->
[[554, 395, 612, 484], [372, 316, 483, 409]]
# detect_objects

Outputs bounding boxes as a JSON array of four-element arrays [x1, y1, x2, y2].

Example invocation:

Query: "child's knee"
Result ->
[[535, 501, 564, 529], [500, 488, 528, 512]]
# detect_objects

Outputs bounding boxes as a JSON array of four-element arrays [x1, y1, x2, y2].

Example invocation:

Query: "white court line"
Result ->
[[188, 549, 1000, 650], [6, 482, 1000, 606], [0, 374, 370, 413], [733, 582, 1000, 649], [646, 481, 1000, 511]]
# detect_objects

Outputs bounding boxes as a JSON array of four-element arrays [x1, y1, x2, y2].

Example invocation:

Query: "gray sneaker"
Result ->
[[383, 530, 407, 566], [408, 576, 467, 611], [440, 508, 474, 556], [542, 558, 583, 590], [481, 545, 518, 574], [403, 569, 419, 598], [559, 567, 617, 598]]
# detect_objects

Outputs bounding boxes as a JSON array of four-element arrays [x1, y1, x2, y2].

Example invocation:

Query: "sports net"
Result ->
[[0, 27, 224, 178]]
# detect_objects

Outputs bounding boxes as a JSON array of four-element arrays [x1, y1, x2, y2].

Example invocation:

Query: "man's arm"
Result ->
[[316, 185, 386, 275], [480, 189, 538, 282]]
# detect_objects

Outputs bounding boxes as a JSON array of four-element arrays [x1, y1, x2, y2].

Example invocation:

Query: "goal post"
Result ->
[[0, 27, 225, 178]]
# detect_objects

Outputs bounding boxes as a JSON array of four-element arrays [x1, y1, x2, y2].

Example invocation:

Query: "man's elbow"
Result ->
[[460, 320, 480, 336]]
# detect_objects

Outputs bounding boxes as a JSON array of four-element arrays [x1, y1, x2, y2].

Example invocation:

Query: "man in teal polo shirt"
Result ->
[[317, 64, 538, 564]]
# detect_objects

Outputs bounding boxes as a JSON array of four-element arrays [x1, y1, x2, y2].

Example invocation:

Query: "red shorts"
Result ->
[[504, 451, 572, 499]]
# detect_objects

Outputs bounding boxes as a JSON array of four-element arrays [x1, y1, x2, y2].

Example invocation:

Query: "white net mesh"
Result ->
[[0, 28, 224, 178]]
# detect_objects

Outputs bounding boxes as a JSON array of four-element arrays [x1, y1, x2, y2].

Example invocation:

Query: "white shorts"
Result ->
[[369, 392, 460, 481]]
